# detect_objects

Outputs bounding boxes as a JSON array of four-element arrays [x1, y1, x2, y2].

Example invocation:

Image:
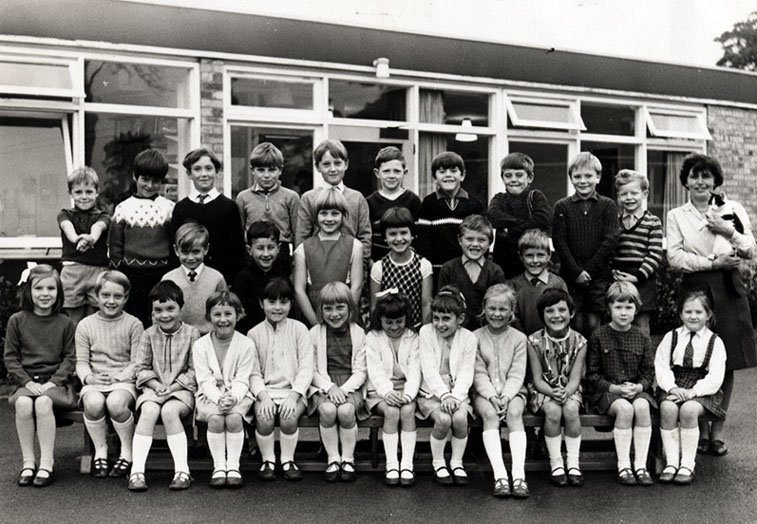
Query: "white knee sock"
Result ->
[[482, 429, 507, 480], [320, 425, 340, 464], [206, 431, 227, 471], [131, 433, 153, 474], [544, 434, 564, 471], [660, 428, 680, 468], [680, 427, 699, 471], [382, 431, 399, 470], [255, 430, 275, 463], [84, 416, 108, 460], [564, 435, 581, 471], [633, 426, 652, 471], [339, 426, 357, 463], [613, 427, 633, 471], [399, 430, 417, 471], [166, 432, 188, 474], [225, 431, 244, 471], [509, 431, 527, 480], [36, 410, 56, 471], [430, 434, 447, 469], [112, 415, 135, 462], [279, 430, 299, 464], [449, 435, 468, 470], [15, 411, 36, 468]]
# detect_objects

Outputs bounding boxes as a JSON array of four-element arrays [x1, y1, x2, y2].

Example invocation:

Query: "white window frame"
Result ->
[[643, 106, 712, 140], [506, 94, 586, 131], [0, 54, 84, 98]]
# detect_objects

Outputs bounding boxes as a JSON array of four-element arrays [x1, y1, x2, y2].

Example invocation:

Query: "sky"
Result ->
[[127, 0, 757, 68]]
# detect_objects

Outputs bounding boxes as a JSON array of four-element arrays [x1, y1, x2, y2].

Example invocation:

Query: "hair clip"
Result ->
[[438, 289, 467, 308], [375, 288, 399, 299], [17, 262, 38, 286]]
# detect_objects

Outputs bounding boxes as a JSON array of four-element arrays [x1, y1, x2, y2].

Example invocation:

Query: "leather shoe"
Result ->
[[567, 467, 585, 487], [17, 467, 35, 487], [168, 471, 192, 490], [32, 469, 54, 488], [550, 467, 568, 487]]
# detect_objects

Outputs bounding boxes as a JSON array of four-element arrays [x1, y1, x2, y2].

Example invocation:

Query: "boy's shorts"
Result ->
[[60, 263, 107, 308], [568, 277, 609, 314]]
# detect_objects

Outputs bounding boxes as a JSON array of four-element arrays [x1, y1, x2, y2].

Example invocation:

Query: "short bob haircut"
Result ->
[[182, 147, 221, 172], [20, 264, 64, 313], [371, 291, 413, 332], [205, 290, 245, 321], [262, 277, 294, 303], [500, 152, 534, 177], [175, 222, 210, 251], [677, 288, 715, 327], [246, 220, 281, 245], [536, 287, 575, 323], [314, 139, 349, 164], [316, 281, 358, 325], [374, 146, 406, 169], [249, 142, 284, 169], [67, 166, 99, 191], [313, 187, 349, 218], [459, 214, 493, 242], [478, 283, 517, 323], [518, 228, 551, 253], [431, 151, 465, 175], [93, 270, 131, 297], [149, 280, 184, 308], [678, 153, 724, 188], [431, 285, 466, 316], [606, 281, 642, 309], [568, 151, 602, 177], [614, 169, 649, 192], [379, 206, 415, 238], [133, 149, 169, 181]]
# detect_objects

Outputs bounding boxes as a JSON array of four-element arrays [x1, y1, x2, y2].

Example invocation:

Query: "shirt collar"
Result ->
[[435, 188, 469, 201], [190, 187, 219, 203], [252, 182, 280, 194], [570, 191, 599, 202], [183, 264, 205, 277], [327, 182, 345, 192], [678, 325, 709, 340], [528, 269, 550, 284], [462, 254, 485, 267], [621, 209, 644, 221]]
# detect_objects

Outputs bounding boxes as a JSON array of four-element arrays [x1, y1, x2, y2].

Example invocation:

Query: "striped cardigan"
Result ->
[[612, 211, 664, 282]]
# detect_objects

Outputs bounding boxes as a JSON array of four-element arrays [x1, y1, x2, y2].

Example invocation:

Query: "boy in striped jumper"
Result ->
[[611, 170, 663, 335]]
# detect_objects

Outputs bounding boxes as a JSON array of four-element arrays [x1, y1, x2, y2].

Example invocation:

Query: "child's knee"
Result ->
[[14, 396, 34, 416], [279, 417, 299, 435], [612, 399, 634, 424], [34, 395, 54, 413], [160, 402, 184, 423], [226, 414, 244, 433], [83, 393, 106, 418], [542, 402, 562, 424], [679, 402, 702, 426], [659, 401, 679, 425], [336, 404, 356, 427], [318, 402, 337, 425], [255, 418, 275, 435], [632, 399, 652, 424], [207, 415, 225, 433], [434, 412, 452, 432], [400, 403, 416, 425], [451, 410, 468, 431], [106, 395, 133, 420]]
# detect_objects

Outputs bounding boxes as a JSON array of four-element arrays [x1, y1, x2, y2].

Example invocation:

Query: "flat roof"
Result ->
[[2, 0, 756, 105]]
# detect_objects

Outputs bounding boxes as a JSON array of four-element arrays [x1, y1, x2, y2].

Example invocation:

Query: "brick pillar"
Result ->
[[200, 59, 225, 191]]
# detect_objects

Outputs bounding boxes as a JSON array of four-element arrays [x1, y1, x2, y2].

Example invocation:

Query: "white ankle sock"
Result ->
[[206, 431, 227, 471], [680, 426, 700, 471], [430, 434, 447, 469], [544, 434, 563, 471], [255, 430, 275, 463], [660, 428, 680, 469], [84, 416, 108, 460], [399, 430, 417, 471], [112, 415, 135, 462], [225, 431, 244, 471], [564, 435, 581, 470], [482, 429, 507, 479], [509, 430, 527, 479], [320, 425, 340, 464], [613, 427, 632, 471], [166, 431, 188, 474], [339, 426, 357, 463], [633, 426, 652, 471], [449, 435, 468, 470], [382, 431, 399, 470], [279, 430, 299, 464], [131, 433, 153, 475]]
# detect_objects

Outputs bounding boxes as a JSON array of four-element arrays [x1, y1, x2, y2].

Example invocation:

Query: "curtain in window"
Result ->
[[418, 134, 446, 197], [663, 152, 688, 229]]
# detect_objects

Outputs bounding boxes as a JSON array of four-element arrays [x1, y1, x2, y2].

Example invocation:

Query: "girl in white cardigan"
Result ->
[[418, 286, 477, 486], [193, 291, 254, 489], [365, 290, 420, 487]]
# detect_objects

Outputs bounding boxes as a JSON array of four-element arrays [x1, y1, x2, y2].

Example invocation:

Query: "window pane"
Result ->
[[648, 112, 705, 137], [508, 142, 568, 206], [418, 133, 489, 204], [0, 61, 72, 91], [509, 101, 582, 129], [647, 150, 689, 225], [230, 126, 313, 200], [329, 80, 406, 120], [230, 77, 313, 109], [419, 89, 489, 126], [0, 117, 69, 237], [85, 114, 189, 211], [85, 61, 191, 108], [581, 141, 636, 199], [581, 104, 635, 136]]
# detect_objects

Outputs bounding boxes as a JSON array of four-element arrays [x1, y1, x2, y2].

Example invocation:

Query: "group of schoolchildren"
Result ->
[[3, 138, 726, 500]]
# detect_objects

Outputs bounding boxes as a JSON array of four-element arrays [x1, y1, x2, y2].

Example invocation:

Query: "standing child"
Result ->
[[473, 284, 530, 498], [163, 222, 227, 334], [194, 291, 254, 489], [58, 167, 110, 325], [293, 188, 363, 326], [129, 281, 200, 492], [249, 278, 314, 481], [438, 215, 505, 329], [76, 271, 143, 479], [418, 286, 477, 486], [366, 146, 421, 261], [508, 229, 568, 336], [365, 291, 420, 487], [488, 153, 553, 279], [527, 288, 587, 487], [552, 152, 619, 336], [654, 290, 726, 485], [109, 149, 175, 326], [309, 282, 367, 483], [4, 264, 76, 487], [587, 282, 656, 486], [171, 148, 246, 284], [611, 170, 663, 335], [369, 206, 432, 329]]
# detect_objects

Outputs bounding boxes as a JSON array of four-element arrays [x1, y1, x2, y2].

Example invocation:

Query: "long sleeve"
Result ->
[[108, 216, 125, 267], [175, 328, 199, 392], [473, 350, 497, 400], [249, 342, 266, 398], [356, 196, 372, 261], [113, 318, 144, 382], [403, 337, 421, 400], [292, 323, 315, 397], [552, 199, 582, 279], [587, 333, 612, 392], [294, 192, 315, 247], [75, 321, 94, 384], [365, 334, 394, 397], [666, 207, 713, 272], [310, 326, 333, 392], [229, 336, 255, 402], [583, 199, 619, 276], [487, 190, 552, 238], [3, 315, 32, 386], [340, 327, 367, 394], [637, 217, 664, 281], [419, 326, 450, 399], [502, 333, 527, 400], [134, 331, 158, 387], [729, 201, 757, 256], [450, 330, 477, 401], [654, 331, 677, 393], [51, 321, 76, 386], [194, 339, 223, 405], [693, 339, 726, 397]]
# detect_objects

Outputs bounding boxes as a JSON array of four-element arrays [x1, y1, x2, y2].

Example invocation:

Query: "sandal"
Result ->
[[226, 469, 243, 489], [635, 468, 654, 486], [511, 478, 530, 499], [617, 467, 637, 486], [659, 465, 678, 483], [451, 466, 468, 486], [673, 466, 694, 485], [109, 457, 131, 478], [92, 457, 109, 478], [127, 472, 147, 492], [493, 478, 511, 498], [17, 467, 36, 487], [282, 461, 303, 481], [169, 471, 192, 491], [433, 465, 453, 486], [340, 461, 356, 483], [550, 466, 567, 487], [400, 469, 415, 487], [384, 468, 400, 487], [324, 461, 341, 483], [257, 461, 276, 481], [210, 469, 227, 488], [697, 438, 710, 454], [709, 439, 728, 457], [567, 467, 585, 487]]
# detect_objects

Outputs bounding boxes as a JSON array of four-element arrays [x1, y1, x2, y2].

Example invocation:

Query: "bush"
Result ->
[[0, 275, 19, 380], [650, 258, 683, 335]]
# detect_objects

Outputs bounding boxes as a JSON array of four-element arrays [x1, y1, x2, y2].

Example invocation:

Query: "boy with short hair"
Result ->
[[552, 152, 619, 336], [171, 148, 246, 284], [508, 229, 568, 336], [162, 222, 227, 334], [366, 146, 421, 261], [58, 167, 110, 325], [110, 149, 175, 326], [438, 215, 505, 328], [488, 152, 553, 279]]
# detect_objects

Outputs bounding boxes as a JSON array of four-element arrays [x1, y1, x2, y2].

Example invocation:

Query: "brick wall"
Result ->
[[200, 59, 225, 191]]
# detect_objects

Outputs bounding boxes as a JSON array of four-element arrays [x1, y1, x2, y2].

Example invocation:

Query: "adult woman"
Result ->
[[666, 153, 756, 456]]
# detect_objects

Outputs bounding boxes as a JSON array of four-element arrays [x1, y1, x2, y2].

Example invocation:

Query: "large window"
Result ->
[[508, 142, 569, 206], [647, 150, 689, 225]]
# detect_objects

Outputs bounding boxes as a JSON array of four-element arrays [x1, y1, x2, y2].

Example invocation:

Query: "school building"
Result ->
[[1, 0, 757, 277]]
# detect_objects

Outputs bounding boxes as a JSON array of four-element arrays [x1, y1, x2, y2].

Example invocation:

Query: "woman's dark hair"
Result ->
[[679, 153, 723, 188]]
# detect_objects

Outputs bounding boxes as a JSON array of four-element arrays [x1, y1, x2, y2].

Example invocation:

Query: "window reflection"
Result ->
[[581, 141, 635, 199], [581, 104, 635, 136], [418, 132, 489, 204], [329, 80, 406, 120], [85, 61, 191, 108], [508, 142, 568, 206], [420, 89, 489, 126], [231, 77, 313, 109]]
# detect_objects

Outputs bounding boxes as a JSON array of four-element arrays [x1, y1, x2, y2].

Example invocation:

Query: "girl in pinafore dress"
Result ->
[[365, 291, 420, 487], [194, 290, 255, 489], [418, 286, 477, 486], [587, 282, 656, 487], [76, 271, 143, 479], [527, 287, 587, 488], [294, 188, 363, 327], [309, 282, 367, 482], [655, 290, 726, 485]]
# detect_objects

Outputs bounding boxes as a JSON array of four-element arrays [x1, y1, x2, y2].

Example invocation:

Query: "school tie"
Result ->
[[682, 332, 695, 368], [188, 270, 197, 282], [530, 277, 541, 287], [197, 194, 208, 204]]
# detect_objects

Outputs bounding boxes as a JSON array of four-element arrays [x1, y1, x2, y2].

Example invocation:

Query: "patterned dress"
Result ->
[[380, 251, 423, 328], [527, 328, 586, 413]]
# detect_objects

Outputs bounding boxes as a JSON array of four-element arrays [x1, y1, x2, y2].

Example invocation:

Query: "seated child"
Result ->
[[488, 152, 553, 279], [308, 282, 367, 483], [655, 290, 726, 485], [249, 278, 315, 481], [194, 290, 254, 489], [473, 284, 529, 498], [58, 166, 110, 325], [365, 291, 420, 487], [129, 281, 200, 492], [418, 286, 477, 486], [369, 206, 432, 329], [293, 187, 363, 326], [438, 215, 505, 329], [4, 264, 76, 488], [162, 222, 227, 334], [366, 146, 421, 261], [587, 282, 656, 486], [527, 288, 587, 487], [76, 271, 143, 479], [508, 229, 568, 336]]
